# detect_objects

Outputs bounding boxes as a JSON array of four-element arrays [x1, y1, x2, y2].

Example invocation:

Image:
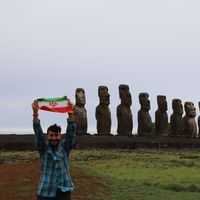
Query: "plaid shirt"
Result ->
[[33, 120, 76, 197]]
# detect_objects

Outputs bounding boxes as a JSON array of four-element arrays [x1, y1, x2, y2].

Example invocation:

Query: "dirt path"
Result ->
[[0, 161, 110, 200]]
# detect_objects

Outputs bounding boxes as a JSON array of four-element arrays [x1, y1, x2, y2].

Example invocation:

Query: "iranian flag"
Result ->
[[37, 96, 73, 113]]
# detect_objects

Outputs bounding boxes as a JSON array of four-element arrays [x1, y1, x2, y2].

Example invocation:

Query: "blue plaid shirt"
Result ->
[[33, 120, 76, 197]]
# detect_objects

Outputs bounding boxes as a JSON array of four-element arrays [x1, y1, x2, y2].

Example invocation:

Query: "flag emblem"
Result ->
[[49, 101, 57, 107]]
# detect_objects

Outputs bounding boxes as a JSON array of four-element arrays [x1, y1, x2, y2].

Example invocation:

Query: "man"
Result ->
[[32, 100, 76, 200]]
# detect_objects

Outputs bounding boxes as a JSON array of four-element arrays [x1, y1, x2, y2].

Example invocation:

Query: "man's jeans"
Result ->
[[37, 189, 71, 200]]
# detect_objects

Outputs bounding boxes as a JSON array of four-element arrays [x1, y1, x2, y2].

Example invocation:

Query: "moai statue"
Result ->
[[74, 88, 88, 135], [198, 102, 200, 136], [170, 99, 183, 136], [117, 84, 133, 136], [95, 86, 111, 135], [183, 101, 197, 137], [137, 93, 152, 136], [155, 95, 168, 136]]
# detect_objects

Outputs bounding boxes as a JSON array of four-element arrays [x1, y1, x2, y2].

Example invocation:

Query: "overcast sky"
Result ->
[[0, 0, 200, 134]]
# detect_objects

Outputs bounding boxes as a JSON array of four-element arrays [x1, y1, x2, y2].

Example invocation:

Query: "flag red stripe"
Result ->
[[39, 106, 73, 113]]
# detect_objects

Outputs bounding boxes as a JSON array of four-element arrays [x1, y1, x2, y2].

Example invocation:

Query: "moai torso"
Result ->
[[170, 99, 183, 136], [155, 95, 168, 135], [74, 88, 88, 135], [183, 101, 197, 137], [95, 86, 111, 135], [137, 93, 152, 136], [117, 84, 133, 136]]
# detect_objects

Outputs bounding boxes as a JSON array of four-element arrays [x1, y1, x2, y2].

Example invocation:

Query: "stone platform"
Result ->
[[1, 134, 200, 151]]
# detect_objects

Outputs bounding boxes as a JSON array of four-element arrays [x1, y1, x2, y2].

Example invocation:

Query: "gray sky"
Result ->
[[0, 0, 200, 134]]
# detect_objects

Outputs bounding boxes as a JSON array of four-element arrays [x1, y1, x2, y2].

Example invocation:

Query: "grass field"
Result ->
[[1, 148, 200, 199]]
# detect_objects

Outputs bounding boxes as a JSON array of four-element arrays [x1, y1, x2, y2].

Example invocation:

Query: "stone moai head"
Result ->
[[75, 88, 86, 106], [139, 93, 150, 111], [157, 95, 167, 112], [184, 101, 196, 117], [172, 99, 183, 115], [98, 86, 110, 105], [119, 84, 132, 107]]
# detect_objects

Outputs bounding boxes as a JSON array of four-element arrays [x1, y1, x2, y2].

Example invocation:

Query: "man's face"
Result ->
[[47, 131, 61, 147]]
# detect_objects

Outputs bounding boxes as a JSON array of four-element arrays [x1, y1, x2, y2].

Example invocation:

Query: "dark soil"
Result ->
[[0, 161, 110, 200]]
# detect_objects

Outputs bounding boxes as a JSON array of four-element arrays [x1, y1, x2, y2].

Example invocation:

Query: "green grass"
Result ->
[[0, 151, 38, 163], [71, 148, 200, 200]]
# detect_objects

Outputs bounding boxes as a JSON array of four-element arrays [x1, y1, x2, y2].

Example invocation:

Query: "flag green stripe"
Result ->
[[37, 96, 67, 102]]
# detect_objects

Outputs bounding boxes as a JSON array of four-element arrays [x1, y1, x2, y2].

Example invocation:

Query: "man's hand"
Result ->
[[32, 100, 39, 113], [32, 100, 39, 122]]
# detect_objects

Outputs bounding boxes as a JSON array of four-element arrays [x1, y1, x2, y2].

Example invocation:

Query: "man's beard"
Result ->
[[49, 140, 60, 147]]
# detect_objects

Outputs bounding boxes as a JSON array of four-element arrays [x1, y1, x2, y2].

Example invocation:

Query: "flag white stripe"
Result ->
[[38, 100, 68, 108]]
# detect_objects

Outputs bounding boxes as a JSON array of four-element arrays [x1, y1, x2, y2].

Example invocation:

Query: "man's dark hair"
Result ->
[[47, 124, 61, 134]]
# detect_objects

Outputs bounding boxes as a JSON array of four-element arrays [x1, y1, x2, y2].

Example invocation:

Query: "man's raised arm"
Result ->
[[32, 101, 46, 154]]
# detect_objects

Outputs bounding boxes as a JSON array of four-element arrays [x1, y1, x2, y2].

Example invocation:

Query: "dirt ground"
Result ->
[[0, 161, 110, 200]]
